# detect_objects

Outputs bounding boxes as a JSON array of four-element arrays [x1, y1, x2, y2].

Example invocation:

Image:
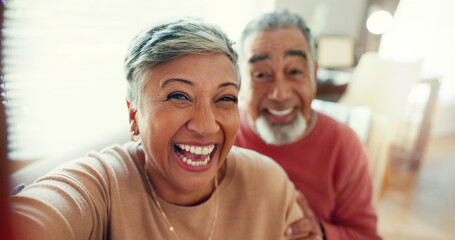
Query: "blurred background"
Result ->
[[1, 0, 454, 239]]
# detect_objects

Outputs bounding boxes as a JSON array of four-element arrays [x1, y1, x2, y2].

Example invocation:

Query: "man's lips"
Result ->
[[264, 107, 296, 124], [268, 108, 294, 116]]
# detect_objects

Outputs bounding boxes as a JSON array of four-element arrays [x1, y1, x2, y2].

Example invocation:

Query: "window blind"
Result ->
[[2, 0, 272, 161]]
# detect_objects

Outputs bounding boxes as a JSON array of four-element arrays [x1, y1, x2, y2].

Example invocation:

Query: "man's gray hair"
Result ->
[[124, 18, 239, 110], [240, 10, 316, 61]]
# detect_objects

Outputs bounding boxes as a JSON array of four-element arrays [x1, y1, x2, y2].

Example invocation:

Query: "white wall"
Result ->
[[275, 0, 368, 39], [379, 0, 455, 137], [275, 0, 455, 137]]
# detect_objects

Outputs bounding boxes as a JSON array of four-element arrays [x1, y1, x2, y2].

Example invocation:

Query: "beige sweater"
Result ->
[[10, 142, 303, 240]]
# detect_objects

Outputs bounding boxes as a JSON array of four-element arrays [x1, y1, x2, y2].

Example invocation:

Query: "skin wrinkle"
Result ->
[[241, 28, 317, 136], [131, 53, 239, 206]]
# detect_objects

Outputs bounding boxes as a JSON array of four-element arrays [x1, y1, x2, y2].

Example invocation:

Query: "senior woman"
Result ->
[[9, 18, 303, 239]]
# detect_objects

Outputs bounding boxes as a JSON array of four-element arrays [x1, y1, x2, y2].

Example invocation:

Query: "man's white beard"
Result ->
[[255, 112, 307, 145]]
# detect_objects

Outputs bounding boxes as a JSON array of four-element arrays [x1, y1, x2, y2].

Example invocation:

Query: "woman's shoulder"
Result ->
[[224, 146, 301, 221], [54, 142, 133, 170], [33, 141, 140, 190], [229, 145, 281, 166], [86, 141, 138, 168], [227, 146, 290, 185]]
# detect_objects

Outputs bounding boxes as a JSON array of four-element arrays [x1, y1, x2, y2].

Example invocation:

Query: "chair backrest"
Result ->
[[339, 52, 423, 134], [391, 78, 441, 167], [339, 52, 441, 178]]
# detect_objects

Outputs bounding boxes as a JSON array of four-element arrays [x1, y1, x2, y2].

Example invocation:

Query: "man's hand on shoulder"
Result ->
[[285, 191, 325, 240]]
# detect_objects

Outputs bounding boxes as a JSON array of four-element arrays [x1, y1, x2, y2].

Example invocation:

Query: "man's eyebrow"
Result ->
[[218, 82, 240, 90], [286, 50, 307, 60], [249, 54, 269, 63], [160, 78, 194, 88]]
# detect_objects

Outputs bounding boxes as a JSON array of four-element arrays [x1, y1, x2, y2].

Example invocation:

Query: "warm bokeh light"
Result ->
[[366, 10, 393, 35]]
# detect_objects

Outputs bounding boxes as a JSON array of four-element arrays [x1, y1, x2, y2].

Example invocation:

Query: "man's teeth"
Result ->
[[177, 144, 215, 155], [268, 108, 294, 116], [176, 144, 215, 166]]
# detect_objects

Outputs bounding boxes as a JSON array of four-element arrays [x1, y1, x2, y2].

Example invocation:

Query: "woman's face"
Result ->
[[133, 53, 239, 205]]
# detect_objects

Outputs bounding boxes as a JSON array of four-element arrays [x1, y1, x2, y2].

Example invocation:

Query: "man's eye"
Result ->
[[167, 92, 190, 101], [290, 69, 303, 75], [254, 72, 269, 78]]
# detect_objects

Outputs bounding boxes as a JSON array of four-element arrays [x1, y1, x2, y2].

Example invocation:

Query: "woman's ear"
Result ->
[[127, 101, 135, 121], [127, 100, 140, 141], [127, 100, 138, 131]]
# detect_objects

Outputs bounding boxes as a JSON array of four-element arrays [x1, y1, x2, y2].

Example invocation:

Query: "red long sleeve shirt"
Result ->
[[235, 108, 382, 239]]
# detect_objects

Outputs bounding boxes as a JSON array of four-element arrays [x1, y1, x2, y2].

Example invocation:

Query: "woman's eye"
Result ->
[[217, 96, 238, 103], [167, 92, 190, 101]]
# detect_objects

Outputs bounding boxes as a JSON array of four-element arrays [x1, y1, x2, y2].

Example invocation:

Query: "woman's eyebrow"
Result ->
[[160, 78, 194, 88], [160, 78, 238, 90], [218, 82, 239, 90]]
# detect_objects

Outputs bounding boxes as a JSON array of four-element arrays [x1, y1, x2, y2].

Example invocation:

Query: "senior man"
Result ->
[[235, 10, 382, 240]]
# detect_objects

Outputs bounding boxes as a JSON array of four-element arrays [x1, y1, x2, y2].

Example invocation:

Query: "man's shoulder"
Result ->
[[315, 111, 350, 129], [313, 111, 359, 139]]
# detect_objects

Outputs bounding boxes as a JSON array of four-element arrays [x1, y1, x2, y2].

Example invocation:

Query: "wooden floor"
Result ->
[[376, 135, 455, 240]]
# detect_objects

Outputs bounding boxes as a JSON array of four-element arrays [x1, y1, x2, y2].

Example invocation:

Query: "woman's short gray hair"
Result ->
[[240, 10, 316, 61], [124, 18, 239, 110]]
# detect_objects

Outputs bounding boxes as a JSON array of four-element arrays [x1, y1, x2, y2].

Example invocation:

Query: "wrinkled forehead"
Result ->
[[242, 28, 311, 60], [144, 53, 240, 90]]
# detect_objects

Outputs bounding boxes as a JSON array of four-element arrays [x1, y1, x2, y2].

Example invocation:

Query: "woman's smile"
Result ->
[[134, 53, 239, 204], [174, 143, 217, 172]]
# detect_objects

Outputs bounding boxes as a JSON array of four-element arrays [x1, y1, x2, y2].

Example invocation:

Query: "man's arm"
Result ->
[[285, 191, 324, 240], [320, 148, 382, 240], [286, 186, 381, 240], [321, 130, 381, 240], [286, 129, 382, 240]]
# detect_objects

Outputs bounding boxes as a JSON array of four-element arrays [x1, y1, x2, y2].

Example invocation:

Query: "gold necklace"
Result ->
[[146, 172, 219, 240]]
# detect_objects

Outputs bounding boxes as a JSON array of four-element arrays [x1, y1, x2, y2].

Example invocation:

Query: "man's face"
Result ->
[[240, 27, 317, 144]]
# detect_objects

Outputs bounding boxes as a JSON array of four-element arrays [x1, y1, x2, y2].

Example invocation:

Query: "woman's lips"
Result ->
[[176, 144, 215, 156], [174, 143, 217, 172]]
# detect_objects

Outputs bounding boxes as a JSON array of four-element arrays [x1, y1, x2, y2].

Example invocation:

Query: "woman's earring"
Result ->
[[131, 130, 140, 142]]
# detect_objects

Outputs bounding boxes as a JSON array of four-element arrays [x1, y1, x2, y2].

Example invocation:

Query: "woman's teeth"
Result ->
[[176, 144, 215, 166], [177, 152, 211, 166], [176, 144, 215, 155], [268, 108, 294, 116]]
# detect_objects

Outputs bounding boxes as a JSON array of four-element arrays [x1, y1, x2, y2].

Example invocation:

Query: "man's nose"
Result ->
[[269, 74, 292, 102]]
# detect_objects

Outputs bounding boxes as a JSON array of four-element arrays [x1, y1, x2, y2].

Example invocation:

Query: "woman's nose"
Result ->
[[186, 104, 220, 137]]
